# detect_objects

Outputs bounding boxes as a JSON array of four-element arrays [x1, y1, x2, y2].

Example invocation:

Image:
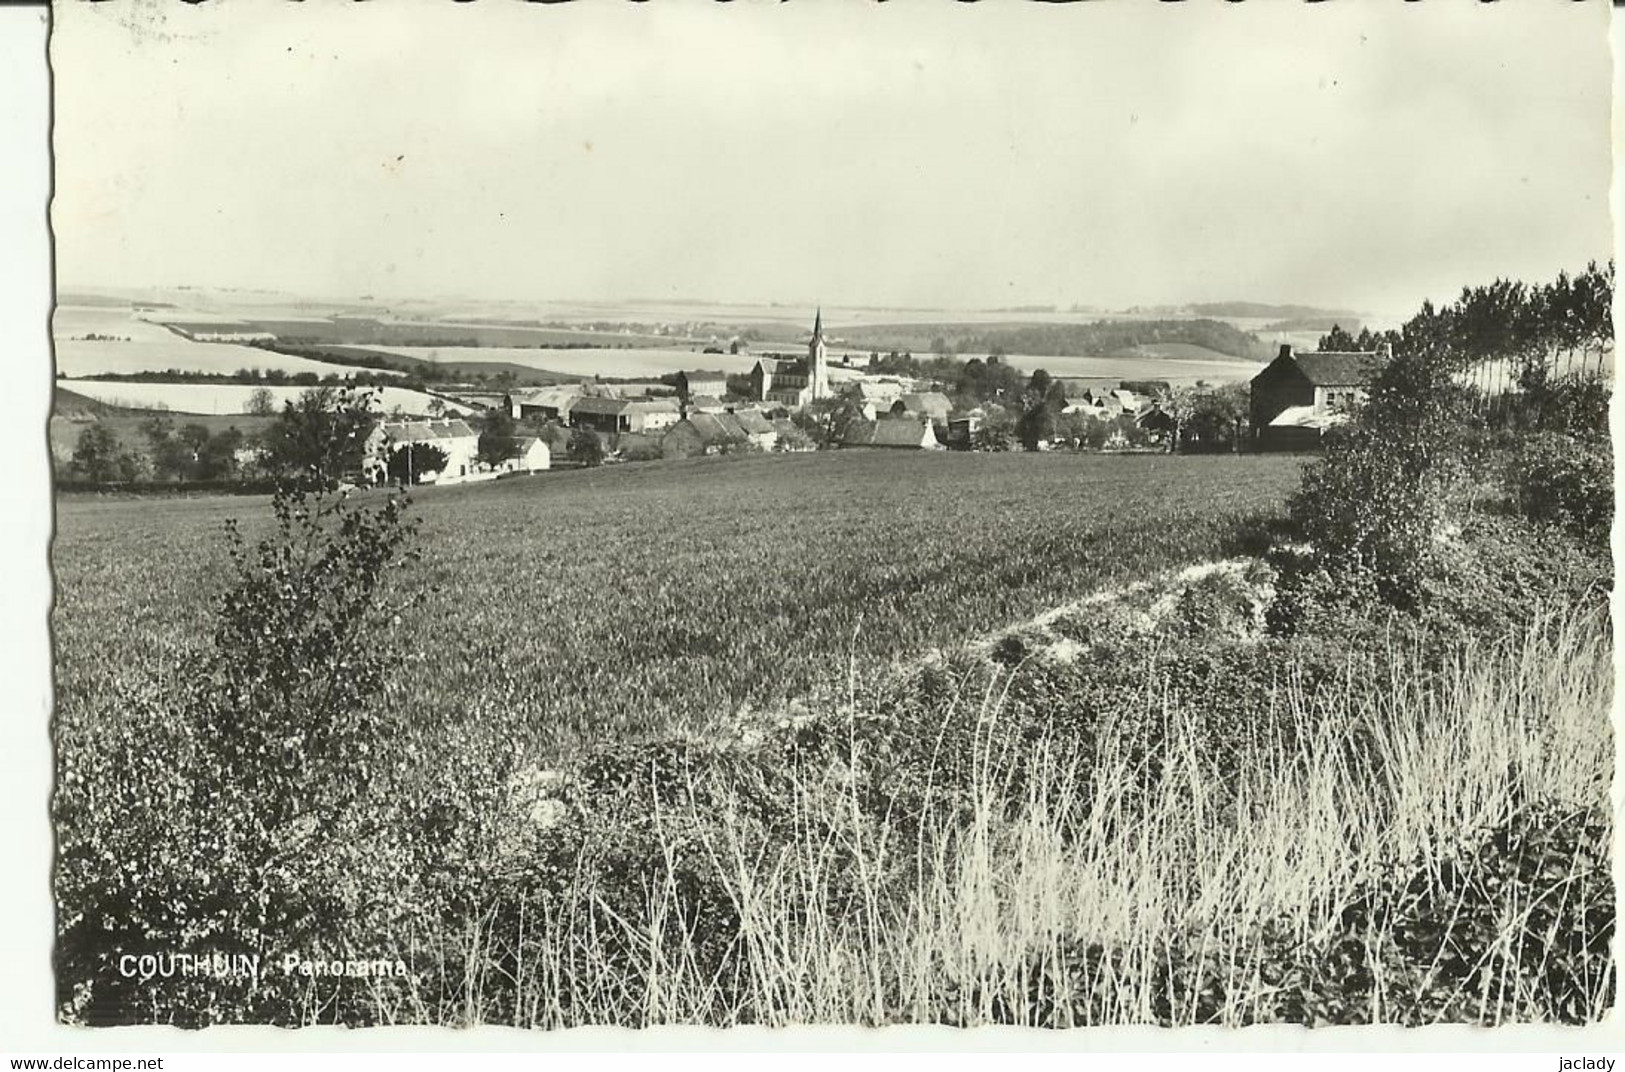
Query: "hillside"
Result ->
[[53, 385, 142, 420]]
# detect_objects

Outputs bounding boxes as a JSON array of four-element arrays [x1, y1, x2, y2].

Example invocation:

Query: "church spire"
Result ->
[[808, 306, 830, 402]]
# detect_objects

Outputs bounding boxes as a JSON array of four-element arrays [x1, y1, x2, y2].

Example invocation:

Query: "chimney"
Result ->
[[1377, 341, 1393, 361], [1278, 343, 1293, 360]]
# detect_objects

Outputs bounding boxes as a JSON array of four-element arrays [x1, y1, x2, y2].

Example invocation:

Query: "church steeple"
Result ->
[[808, 307, 830, 401]]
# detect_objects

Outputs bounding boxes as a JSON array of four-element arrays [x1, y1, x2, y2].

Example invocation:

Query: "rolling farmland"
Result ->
[[53, 305, 409, 379], [52, 450, 1304, 759], [369, 344, 766, 380], [55, 379, 469, 416], [53, 339, 408, 379], [52, 294, 1281, 392]]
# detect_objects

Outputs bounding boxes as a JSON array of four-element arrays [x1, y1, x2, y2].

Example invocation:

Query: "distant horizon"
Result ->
[[54, 275, 1468, 328]]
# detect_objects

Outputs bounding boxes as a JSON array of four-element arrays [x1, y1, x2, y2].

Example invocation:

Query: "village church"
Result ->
[[751, 310, 833, 409]]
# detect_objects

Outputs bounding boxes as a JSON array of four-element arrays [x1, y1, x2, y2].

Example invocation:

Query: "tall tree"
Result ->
[[70, 424, 125, 482], [243, 387, 277, 416], [477, 407, 520, 467], [385, 442, 449, 486], [1154, 385, 1199, 453], [262, 386, 380, 489]]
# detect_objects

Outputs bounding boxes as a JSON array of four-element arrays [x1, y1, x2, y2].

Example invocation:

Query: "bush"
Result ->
[[1290, 418, 1471, 608], [1509, 431, 1612, 543], [568, 427, 605, 467], [55, 484, 426, 1025]]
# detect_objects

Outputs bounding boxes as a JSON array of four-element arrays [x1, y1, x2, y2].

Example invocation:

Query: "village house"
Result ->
[[891, 391, 953, 423], [1107, 389, 1151, 418], [1136, 406, 1177, 440], [772, 417, 814, 451], [854, 379, 906, 408], [497, 436, 551, 474], [1058, 377, 1120, 402], [674, 370, 728, 402], [686, 395, 731, 415], [1250, 342, 1386, 450], [662, 412, 749, 459], [730, 408, 779, 451], [843, 415, 944, 450], [752, 310, 833, 409], [364, 418, 480, 484]]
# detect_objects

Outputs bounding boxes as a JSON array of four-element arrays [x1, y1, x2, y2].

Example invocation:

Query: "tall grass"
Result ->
[[396, 601, 1612, 1027]]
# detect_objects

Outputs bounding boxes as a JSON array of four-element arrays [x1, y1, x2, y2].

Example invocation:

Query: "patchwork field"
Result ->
[[371, 345, 768, 380], [53, 304, 190, 344], [53, 450, 1304, 758], [55, 379, 469, 416], [53, 294, 1279, 389], [53, 305, 410, 380], [53, 339, 405, 379]]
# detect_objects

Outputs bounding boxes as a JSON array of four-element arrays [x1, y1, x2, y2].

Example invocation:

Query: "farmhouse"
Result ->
[[752, 310, 832, 409], [570, 396, 681, 435], [364, 418, 479, 483], [843, 415, 943, 450], [1250, 343, 1386, 450], [505, 385, 579, 423]]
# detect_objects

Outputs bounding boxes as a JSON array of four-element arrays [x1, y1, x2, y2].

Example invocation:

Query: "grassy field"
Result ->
[[53, 451, 1304, 759]]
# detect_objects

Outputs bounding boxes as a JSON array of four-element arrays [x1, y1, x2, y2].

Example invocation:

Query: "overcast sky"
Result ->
[[52, 1, 1613, 319]]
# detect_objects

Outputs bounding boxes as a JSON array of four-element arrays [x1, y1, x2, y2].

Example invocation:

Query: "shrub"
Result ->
[[1290, 418, 1472, 608], [568, 427, 605, 467], [55, 483, 425, 1025], [1508, 431, 1612, 544]]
